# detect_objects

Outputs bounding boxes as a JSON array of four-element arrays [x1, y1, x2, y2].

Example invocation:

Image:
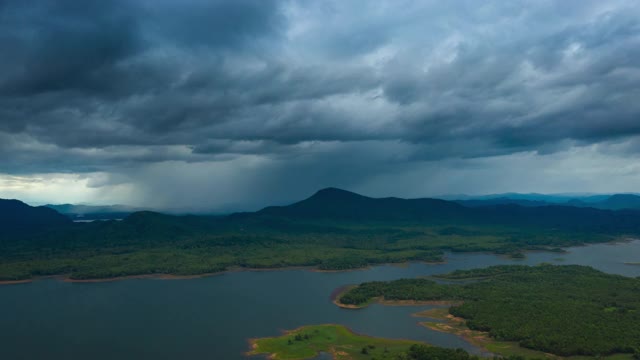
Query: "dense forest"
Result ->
[[402, 345, 526, 360], [338, 265, 640, 357], [1, 188, 639, 281], [0, 207, 609, 280]]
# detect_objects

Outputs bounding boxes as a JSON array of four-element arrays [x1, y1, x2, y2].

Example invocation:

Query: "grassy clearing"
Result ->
[[247, 324, 420, 360]]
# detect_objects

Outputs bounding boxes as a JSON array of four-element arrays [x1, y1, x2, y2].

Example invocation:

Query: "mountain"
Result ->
[[0, 199, 72, 237], [257, 187, 469, 221], [449, 193, 640, 211], [599, 194, 640, 209], [7, 188, 640, 243], [564, 194, 640, 210], [250, 188, 640, 232], [3, 188, 640, 281], [438, 193, 600, 203], [455, 197, 551, 207], [45, 203, 138, 220]]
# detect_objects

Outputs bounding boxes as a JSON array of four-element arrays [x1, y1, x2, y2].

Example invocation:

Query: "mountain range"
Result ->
[[4, 187, 640, 239], [41, 191, 640, 221], [3, 187, 640, 281], [44, 204, 139, 221], [449, 193, 640, 210]]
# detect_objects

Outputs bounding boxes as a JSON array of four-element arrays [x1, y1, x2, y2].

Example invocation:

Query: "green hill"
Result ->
[[1, 188, 640, 281], [0, 199, 71, 238]]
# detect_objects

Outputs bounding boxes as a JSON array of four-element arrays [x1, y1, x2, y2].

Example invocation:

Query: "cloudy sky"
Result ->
[[1, 0, 640, 211]]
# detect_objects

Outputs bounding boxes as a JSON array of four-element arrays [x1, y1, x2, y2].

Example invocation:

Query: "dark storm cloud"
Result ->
[[141, 0, 284, 49], [0, 0, 141, 96], [383, 12, 640, 157], [1, 0, 640, 207]]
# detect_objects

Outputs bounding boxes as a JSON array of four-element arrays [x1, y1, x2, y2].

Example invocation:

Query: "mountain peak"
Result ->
[[307, 188, 371, 202], [0, 198, 28, 206], [313, 187, 359, 196], [0, 198, 71, 236]]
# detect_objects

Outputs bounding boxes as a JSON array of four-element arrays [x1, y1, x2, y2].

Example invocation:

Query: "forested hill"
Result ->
[[2, 190, 640, 280], [255, 187, 468, 221], [251, 187, 640, 232], [5, 188, 640, 235], [570, 193, 640, 210], [455, 193, 640, 210], [0, 199, 71, 237]]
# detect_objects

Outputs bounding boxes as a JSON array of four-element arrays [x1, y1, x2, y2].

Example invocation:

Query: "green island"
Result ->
[[248, 324, 509, 360], [336, 265, 640, 358]]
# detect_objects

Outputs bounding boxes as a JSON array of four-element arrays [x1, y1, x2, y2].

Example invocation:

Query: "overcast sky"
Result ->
[[1, 0, 640, 211]]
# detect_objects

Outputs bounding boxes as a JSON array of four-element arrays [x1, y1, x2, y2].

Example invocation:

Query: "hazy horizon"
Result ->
[[11, 188, 640, 215]]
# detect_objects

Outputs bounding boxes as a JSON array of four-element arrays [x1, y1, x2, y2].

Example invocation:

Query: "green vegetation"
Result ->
[[1, 187, 636, 281], [0, 212, 613, 281], [247, 324, 419, 359], [339, 278, 464, 306], [337, 265, 640, 357], [416, 309, 585, 360], [248, 324, 522, 360]]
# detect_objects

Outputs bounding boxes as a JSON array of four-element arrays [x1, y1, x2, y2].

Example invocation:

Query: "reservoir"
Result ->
[[1, 240, 639, 360]]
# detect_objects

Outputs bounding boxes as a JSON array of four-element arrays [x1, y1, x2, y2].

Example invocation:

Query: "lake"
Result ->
[[1, 240, 639, 360]]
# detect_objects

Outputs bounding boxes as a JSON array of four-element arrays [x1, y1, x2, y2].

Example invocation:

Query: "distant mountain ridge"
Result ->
[[2, 188, 640, 281], [250, 188, 640, 232], [455, 197, 551, 208], [45, 204, 136, 214], [449, 193, 640, 210], [565, 194, 640, 210], [439, 193, 612, 203], [40, 190, 640, 220], [0, 199, 71, 237], [4, 188, 640, 241], [45, 204, 139, 220], [257, 187, 468, 221]]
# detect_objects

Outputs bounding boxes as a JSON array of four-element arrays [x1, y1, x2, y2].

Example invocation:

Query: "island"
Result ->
[[248, 324, 492, 360], [334, 265, 640, 359]]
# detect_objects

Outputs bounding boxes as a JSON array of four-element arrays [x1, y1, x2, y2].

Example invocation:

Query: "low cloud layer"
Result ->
[[1, 0, 640, 210]]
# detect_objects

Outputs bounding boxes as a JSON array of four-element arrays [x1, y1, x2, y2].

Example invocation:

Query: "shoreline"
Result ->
[[0, 266, 315, 286], [417, 309, 495, 354], [0, 279, 33, 285], [2, 237, 637, 286], [245, 323, 428, 359], [334, 296, 462, 310], [414, 306, 635, 360], [330, 285, 362, 309], [414, 307, 551, 358], [312, 260, 447, 274], [0, 259, 451, 286], [329, 283, 462, 309]]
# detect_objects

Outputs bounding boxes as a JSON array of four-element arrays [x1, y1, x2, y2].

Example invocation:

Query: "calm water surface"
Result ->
[[1, 240, 639, 360]]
